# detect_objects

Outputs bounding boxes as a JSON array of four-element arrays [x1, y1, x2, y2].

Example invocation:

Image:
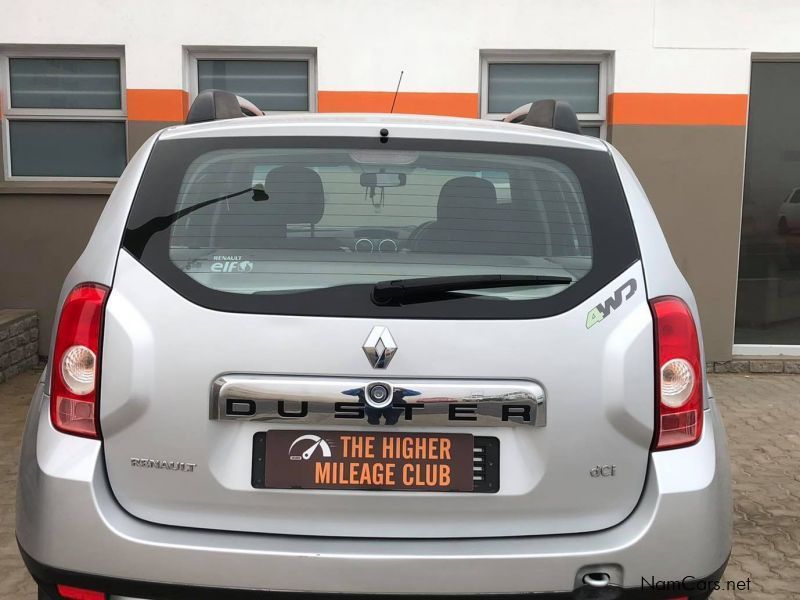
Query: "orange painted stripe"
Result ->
[[127, 89, 189, 122], [123, 89, 746, 125], [318, 91, 478, 118], [608, 93, 748, 126]]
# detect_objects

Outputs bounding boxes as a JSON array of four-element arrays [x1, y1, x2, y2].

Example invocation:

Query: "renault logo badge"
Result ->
[[362, 326, 397, 369]]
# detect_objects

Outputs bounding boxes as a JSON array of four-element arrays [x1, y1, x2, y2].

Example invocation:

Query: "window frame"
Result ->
[[480, 51, 610, 138], [0, 46, 127, 182], [185, 47, 317, 114]]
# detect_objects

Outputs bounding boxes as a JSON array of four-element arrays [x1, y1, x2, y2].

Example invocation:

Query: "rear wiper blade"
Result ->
[[371, 274, 573, 306]]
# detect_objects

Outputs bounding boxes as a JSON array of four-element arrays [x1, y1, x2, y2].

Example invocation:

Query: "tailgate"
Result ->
[[100, 255, 653, 538]]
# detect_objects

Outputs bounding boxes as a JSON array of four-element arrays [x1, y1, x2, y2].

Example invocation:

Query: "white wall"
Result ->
[[1, 0, 798, 94]]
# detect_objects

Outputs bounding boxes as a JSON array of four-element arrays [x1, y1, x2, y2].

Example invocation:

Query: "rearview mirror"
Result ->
[[360, 172, 406, 188]]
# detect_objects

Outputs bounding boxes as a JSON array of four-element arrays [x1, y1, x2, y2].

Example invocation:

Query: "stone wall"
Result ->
[[708, 358, 800, 374], [0, 310, 38, 383]]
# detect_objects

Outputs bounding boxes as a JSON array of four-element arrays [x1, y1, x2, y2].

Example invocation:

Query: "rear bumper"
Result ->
[[24, 547, 728, 600], [17, 379, 732, 596]]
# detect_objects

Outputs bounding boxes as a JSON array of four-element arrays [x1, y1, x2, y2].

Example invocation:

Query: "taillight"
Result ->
[[650, 296, 703, 450], [50, 283, 109, 439], [56, 584, 106, 600]]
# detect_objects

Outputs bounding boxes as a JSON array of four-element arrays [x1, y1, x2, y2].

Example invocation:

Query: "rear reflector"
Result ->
[[650, 296, 703, 450], [56, 585, 106, 600], [50, 284, 109, 439]]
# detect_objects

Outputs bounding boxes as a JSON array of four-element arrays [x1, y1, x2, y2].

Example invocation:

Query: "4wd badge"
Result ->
[[586, 279, 637, 329]]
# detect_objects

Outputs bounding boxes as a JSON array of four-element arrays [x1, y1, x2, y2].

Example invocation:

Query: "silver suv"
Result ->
[[17, 93, 731, 600]]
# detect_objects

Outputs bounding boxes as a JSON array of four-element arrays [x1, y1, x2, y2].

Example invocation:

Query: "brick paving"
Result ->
[[0, 369, 797, 599], [710, 375, 800, 600], [0, 369, 40, 599]]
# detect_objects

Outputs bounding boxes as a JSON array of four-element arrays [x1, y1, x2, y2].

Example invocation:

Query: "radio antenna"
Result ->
[[390, 70, 404, 113]]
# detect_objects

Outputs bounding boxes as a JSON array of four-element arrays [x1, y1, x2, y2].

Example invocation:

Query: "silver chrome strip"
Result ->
[[211, 375, 546, 427]]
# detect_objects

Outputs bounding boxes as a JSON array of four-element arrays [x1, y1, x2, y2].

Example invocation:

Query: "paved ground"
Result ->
[[0, 368, 797, 599], [0, 368, 40, 598]]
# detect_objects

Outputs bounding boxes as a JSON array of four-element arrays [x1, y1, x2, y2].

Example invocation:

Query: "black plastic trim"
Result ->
[[20, 542, 729, 600], [473, 436, 500, 493], [251, 432, 267, 488]]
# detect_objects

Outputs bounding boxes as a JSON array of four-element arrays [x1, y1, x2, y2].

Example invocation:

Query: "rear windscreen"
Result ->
[[124, 136, 638, 319]]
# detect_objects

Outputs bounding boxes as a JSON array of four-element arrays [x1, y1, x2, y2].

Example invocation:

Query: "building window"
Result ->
[[189, 50, 316, 113], [1, 52, 127, 179], [481, 53, 608, 137], [734, 59, 800, 353]]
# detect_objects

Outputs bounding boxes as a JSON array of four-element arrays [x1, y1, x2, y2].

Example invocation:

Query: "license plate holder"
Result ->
[[252, 430, 479, 492]]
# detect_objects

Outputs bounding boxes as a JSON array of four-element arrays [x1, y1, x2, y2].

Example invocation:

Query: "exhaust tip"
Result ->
[[582, 572, 611, 588]]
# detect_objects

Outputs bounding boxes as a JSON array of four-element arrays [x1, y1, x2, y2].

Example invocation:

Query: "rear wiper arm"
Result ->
[[124, 185, 269, 259], [371, 274, 573, 306]]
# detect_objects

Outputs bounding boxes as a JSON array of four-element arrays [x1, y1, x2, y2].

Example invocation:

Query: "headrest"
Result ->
[[437, 177, 497, 221], [263, 165, 325, 225]]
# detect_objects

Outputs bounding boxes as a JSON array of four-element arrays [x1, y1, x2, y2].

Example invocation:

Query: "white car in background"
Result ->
[[777, 187, 800, 234]]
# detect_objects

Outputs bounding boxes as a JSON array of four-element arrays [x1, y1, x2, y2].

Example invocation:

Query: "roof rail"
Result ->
[[185, 89, 263, 125], [503, 99, 581, 135]]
